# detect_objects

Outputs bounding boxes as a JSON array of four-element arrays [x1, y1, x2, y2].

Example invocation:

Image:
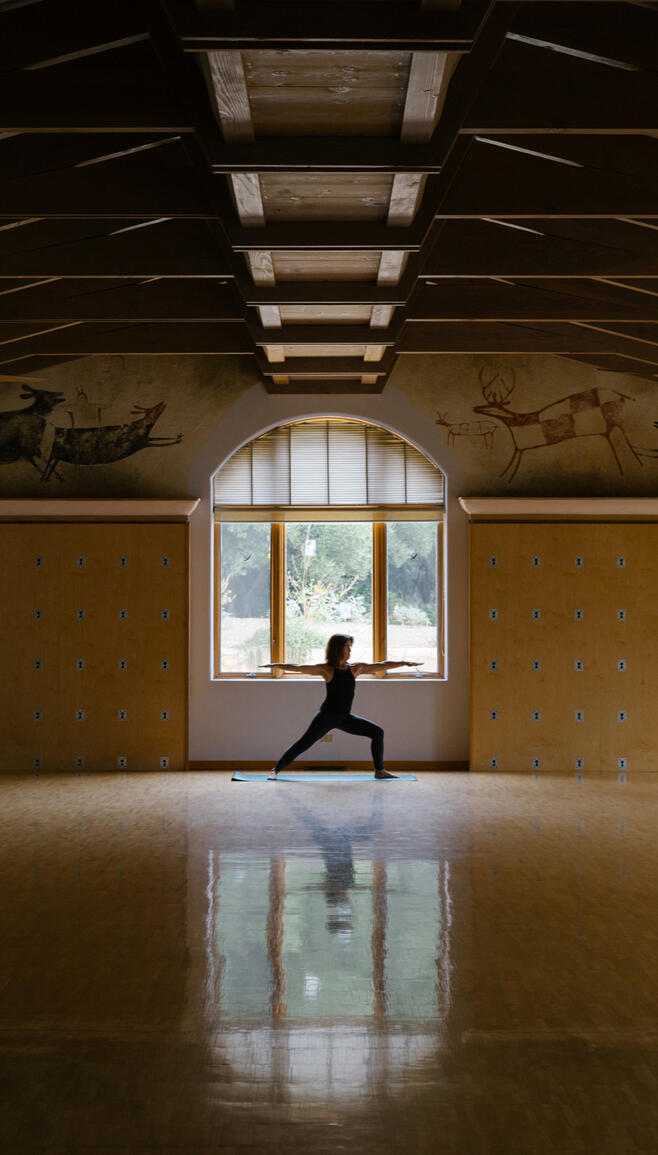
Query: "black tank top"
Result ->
[[322, 665, 355, 715]]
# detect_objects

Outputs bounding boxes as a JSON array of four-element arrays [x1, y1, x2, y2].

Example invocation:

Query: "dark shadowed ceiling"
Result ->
[[1, 0, 657, 392]]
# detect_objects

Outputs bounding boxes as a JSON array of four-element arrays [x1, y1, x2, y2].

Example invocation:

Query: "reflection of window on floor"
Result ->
[[210, 853, 448, 1024], [213, 419, 445, 676]]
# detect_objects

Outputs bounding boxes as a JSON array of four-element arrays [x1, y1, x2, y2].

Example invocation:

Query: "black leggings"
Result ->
[[274, 711, 384, 773]]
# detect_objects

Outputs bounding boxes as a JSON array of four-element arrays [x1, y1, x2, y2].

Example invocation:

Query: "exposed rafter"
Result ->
[[0, 0, 657, 389]]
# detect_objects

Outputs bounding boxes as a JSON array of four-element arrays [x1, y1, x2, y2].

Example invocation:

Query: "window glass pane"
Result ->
[[285, 523, 373, 665], [220, 523, 271, 672], [387, 522, 438, 671]]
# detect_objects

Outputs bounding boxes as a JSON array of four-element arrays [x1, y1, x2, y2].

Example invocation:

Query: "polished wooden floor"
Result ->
[[2, 770, 658, 1154]]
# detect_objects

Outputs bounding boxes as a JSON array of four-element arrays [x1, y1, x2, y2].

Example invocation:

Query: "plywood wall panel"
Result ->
[[470, 523, 658, 773], [0, 523, 188, 772]]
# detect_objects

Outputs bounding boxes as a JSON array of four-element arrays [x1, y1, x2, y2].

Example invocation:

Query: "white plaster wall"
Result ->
[[187, 385, 470, 764]]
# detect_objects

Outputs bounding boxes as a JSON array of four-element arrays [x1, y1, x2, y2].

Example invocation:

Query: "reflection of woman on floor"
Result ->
[[260, 633, 420, 781], [283, 788, 385, 936]]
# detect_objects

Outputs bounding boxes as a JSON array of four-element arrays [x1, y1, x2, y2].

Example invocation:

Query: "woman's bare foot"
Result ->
[[374, 769, 400, 779], [267, 769, 279, 781]]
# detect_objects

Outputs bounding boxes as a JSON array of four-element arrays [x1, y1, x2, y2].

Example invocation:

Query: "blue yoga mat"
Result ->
[[231, 771, 418, 782]]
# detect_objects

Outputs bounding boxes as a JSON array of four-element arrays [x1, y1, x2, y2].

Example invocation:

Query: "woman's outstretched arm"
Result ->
[[259, 662, 329, 677], [351, 660, 421, 676]]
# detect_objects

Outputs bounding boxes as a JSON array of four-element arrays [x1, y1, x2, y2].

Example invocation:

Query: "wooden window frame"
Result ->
[[214, 518, 444, 679]]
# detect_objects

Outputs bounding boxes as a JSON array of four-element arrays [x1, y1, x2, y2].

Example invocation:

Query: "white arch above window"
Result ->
[[213, 419, 444, 518]]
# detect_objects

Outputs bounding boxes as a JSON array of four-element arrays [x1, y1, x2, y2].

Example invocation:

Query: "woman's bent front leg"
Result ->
[[336, 713, 385, 773]]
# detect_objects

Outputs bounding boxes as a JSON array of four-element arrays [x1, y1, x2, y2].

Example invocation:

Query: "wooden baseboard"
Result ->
[[188, 759, 469, 772]]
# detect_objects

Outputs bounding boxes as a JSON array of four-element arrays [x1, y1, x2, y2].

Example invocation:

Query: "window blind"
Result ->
[[213, 420, 444, 510]]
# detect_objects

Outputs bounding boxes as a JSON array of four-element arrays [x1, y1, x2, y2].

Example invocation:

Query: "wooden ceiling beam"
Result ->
[[165, 0, 490, 51], [398, 321, 658, 361], [0, 133, 185, 181], [208, 137, 458, 174], [0, 0, 152, 71], [560, 353, 658, 378], [0, 69, 194, 134], [0, 322, 254, 358], [0, 151, 215, 218], [257, 357, 392, 378], [578, 321, 658, 347], [3, 169, 654, 225], [471, 134, 658, 184], [0, 280, 240, 323], [0, 355, 83, 376], [216, 166, 442, 242], [410, 280, 658, 322], [248, 323, 401, 348], [229, 220, 425, 253], [0, 221, 232, 278], [509, 2, 658, 73], [463, 69, 658, 133], [422, 220, 658, 278], [439, 138, 658, 217], [265, 379, 386, 396], [7, 318, 658, 365], [239, 281, 412, 307]]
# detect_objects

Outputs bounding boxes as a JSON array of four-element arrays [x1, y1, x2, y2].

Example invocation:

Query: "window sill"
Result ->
[[212, 673, 446, 682]]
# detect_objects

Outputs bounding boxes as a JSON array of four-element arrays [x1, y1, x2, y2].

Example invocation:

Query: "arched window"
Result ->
[[213, 419, 445, 677]]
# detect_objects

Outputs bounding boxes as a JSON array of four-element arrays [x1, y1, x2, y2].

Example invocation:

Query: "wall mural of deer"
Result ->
[[435, 411, 498, 450], [41, 400, 182, 482], [0, 378, 183, 484], [0, 383, 67, 478], [473, 367, 643, 482]]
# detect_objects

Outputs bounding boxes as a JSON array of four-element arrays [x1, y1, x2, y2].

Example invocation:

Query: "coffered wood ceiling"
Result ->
[[1, 0, 657, 391]]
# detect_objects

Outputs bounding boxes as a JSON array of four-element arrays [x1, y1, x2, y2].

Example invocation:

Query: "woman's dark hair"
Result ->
[[325, 634, 353, 668]]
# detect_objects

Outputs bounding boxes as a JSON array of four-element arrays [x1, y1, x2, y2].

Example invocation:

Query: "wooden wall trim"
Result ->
[[459, 498, 658, 521], [0, 499, 200, 521], [189, 760, 469, 772]]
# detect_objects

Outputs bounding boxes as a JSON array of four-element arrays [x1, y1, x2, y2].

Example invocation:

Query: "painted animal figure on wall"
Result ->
[[0, 384, 66, 476], [41, 401, 182, 481], [435, 411, 497, 450], [473, 368, 642, 482]]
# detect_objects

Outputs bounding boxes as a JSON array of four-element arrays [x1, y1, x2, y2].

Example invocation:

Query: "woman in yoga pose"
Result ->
[[260, 634, 420, 780]]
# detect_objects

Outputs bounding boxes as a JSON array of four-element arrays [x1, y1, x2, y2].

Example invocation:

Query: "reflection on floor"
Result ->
[[2, 771, 658, 1153]]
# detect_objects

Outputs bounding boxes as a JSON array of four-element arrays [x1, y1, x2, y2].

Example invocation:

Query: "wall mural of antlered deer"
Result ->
[[0, 380, 183, 484], [473, 368, 643, 482], [0, 383, 67, 476], [434, 410, 498, 450], [41, 401, 182, 482]]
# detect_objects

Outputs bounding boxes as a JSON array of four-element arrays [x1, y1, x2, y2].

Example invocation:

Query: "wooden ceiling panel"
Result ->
[[243, 50, 411, 136], [278, 306, 374, 324], [271, 252, 382, 281], [279, 345, 370, 358], [259, 174, 394, 221], [1, 0, 657, 390]]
